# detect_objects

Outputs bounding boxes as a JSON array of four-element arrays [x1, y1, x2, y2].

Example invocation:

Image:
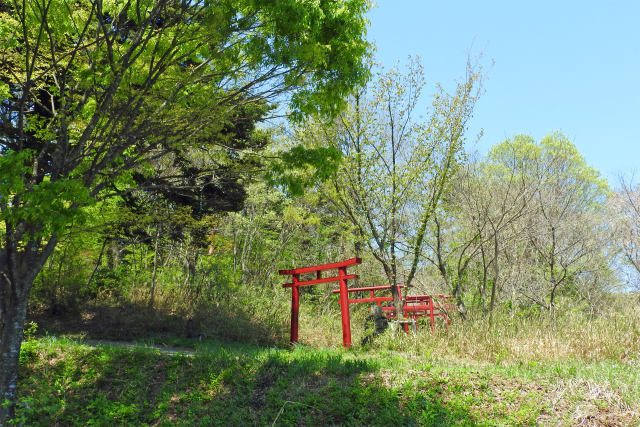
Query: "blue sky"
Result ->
[[367, 1, 640, 185]]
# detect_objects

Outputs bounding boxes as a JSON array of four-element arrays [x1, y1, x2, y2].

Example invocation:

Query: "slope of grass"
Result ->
[[16, 337, 463, 426], [17, 293, 640, 425], [16, 331, 640, 426]]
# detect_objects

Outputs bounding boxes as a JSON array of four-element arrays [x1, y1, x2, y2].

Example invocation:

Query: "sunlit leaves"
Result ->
[[0, 149, 92, 241], [0, 0, 370, 238], [0, 0, 371, 271], [294, 57, 482, 291], [489, 133, 608, 209], [0, 150, 32, 204], [265, 145, 342, 196]]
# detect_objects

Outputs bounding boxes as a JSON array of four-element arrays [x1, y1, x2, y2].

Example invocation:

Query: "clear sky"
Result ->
[[367, 1, 640, 185]]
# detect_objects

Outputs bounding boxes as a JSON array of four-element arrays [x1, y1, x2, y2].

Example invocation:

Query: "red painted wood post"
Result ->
[[338, 266, 352, 348], [290, 273, 300, 344], [428, 296, 435, 332], [399, 285, 407, 334]]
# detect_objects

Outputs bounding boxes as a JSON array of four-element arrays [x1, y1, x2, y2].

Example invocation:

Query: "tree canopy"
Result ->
[[294, 59, 482, 316], [0, 0, 371, 421]]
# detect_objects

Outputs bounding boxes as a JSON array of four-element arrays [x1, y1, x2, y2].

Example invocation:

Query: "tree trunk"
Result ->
[[85, 239, 108, 290], [488, 233, 499, 325], [390, 282, 404, 321], [548, 226, 557, 309], [148, 225, 161, 310], [379, 259, 404, 322], [108, 238, 120, 269], [232, 217, 238, 284], [453, 283, 467, 320], [0, 235, 56, 425], [479, 243, 488, 311], [0, 293, 29, 425]]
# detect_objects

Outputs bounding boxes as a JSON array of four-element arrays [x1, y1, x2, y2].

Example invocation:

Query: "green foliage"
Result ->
[[433, 131, 617, 316], [265, 145, 343, 196], [488, 132, 609, 205], [0, 150, 32, 200], [0, 0, 372, 271], [291, 57, 483, 308], [248, 0, 373, 119], [9, 177, 92, 240], [23, 322, 38, 342]]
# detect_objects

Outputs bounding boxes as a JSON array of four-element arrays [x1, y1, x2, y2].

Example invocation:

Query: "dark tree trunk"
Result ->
[[148, 225, 161, 310], [0, 292, 29, 425], [0, 234, 57, 425], [86, 238, 108, 290]]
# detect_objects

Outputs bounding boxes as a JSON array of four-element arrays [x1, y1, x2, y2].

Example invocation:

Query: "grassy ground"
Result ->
[[16, 325, 640, 426], [17, 293, 640, 425]]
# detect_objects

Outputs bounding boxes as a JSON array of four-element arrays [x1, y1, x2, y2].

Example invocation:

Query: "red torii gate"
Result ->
[[280, 257, 361, 348]]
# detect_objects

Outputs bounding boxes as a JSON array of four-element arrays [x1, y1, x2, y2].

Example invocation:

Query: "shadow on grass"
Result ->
[[17, 338, 477, 426], [28, 298, 288, 347]]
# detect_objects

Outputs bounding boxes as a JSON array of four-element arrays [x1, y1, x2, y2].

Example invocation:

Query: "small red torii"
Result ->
[[280, 258, 454, 348], [280, 257, 361, 348]]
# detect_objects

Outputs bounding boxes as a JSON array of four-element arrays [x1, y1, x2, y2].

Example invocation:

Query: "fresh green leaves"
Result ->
[[1, 149, 92, 240], [0, 0, 371, 244], [0, 150, 32, 203], [265, 145, 342, 196]]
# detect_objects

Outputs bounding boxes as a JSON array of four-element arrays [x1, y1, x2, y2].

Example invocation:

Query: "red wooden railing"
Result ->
[[331, 284, 453, 332], [280, 257, 361, 348]]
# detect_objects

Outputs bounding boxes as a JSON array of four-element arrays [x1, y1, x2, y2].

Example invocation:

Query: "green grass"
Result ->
[[18, 294, 640, 425], [16, 334, 640, 426], [16, 337, 464, 426]]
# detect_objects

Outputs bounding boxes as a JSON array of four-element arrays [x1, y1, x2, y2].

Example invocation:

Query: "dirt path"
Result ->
[[75, 339, 196, 356]]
